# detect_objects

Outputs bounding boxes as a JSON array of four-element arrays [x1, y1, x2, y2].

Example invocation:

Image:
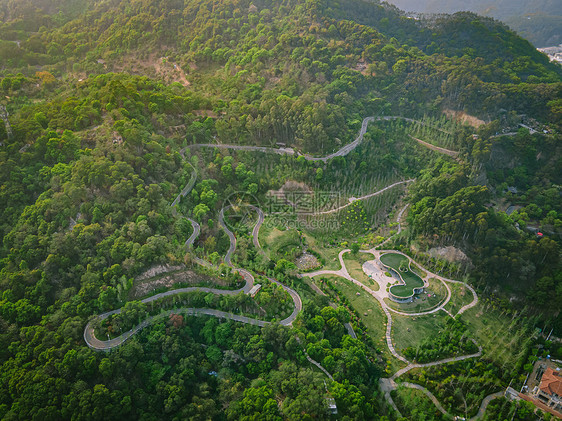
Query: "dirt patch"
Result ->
[[268, 180, 313, 209], [193, 109, 218, 118], [155, 57, 190, 86], [428, 246, 472, 265], [353, 59, 371, 76], [110, 53, 192, 87], [136, 264, 183, 281], [130, 267, 232, 299], [295, 252, 321, 271], [443, 109, 487, 128]]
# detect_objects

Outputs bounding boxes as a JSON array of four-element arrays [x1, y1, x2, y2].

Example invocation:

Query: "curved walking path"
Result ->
[[168, 151, 200, 248], [303, 116, 374, 162], [408, 134, 459, 158], [314, 180, 414, 215], [189, 116, 375, 162], [304, 249, 409, 363], [219, 204, 265, 261], [471, 391, 504, 420], [251, 205, 265, 250], [397, 382, 503, 420], [300, 207, 484, 417], [304, 348, 334, 381], [376, 203, 409, 249], [391, 341, 482, 380], [305, 280, 357, 339], [85, 307, 270, 351], [295, 336, 335, 381], [84, 267, 258, 350], [170, 161, 197, 210], [401, 382, 450, 417]]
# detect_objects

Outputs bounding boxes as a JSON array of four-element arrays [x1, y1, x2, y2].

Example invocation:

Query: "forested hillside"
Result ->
[[384, 0, 562, 47], [0, 0, 561, 419]]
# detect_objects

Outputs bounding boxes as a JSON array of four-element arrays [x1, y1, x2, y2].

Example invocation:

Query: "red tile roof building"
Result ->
[[534, 367, 562, 413]]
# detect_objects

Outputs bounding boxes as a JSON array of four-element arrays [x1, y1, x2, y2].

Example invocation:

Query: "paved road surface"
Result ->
[[186, 116, 452, 163], [315, 180, 414, 215], [303, 348, 334, 381], [218, 207, 236, 265], [396, 382, 503, 420], [296, 336, 334, 381], [400, 382, 451, 417], [470, 391, 504, 420], [85, 203, 303, 351], [375, 203, 409, 249], [304, 249, 409, 363], [84, 308, 269, 350], [185, 217, 200, 247], [189, 116, 375, 162], [251, 206, 265, 250], [189, 143, 296, 156], [305, 279, 357, 339], [170, 163, 197, 209], [303, 116, 374, 162], [391, 342, 482, 380]]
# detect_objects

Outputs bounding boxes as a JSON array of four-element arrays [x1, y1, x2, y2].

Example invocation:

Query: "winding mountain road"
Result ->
[[185, 217, 200, 247], [172, 117, 490, 417], [251, 206, 265, 250], [187, 115, 455, 162], [303, 116, 374, 162], [85, 199, 302, 350]]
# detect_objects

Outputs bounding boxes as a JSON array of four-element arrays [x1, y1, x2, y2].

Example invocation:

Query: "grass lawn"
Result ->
[[301, 232, 342, 270], [391, 387, 446, 421], [317, 274, 405, 374], [410, 262, 427, 278], [384, 278, 447, 313], [259, 220, 302, 260], [343, 252, 380, 291], [380, 252, 406, 268], [460, 302, 534, 370], [443, 281, 474, 315], [380, 252, 424, 298], [391, 311, 449, 354]]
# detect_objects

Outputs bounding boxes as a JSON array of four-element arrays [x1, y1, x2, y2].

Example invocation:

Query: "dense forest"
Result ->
[[384, 0, 562, 47], [0, 0, 561, 419]]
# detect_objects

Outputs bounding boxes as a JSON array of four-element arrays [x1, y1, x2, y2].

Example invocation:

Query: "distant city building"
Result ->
[[538, 45, 562, 64]]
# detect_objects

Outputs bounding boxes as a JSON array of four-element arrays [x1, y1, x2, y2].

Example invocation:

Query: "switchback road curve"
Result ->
[[84, 203, 302, 351]]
